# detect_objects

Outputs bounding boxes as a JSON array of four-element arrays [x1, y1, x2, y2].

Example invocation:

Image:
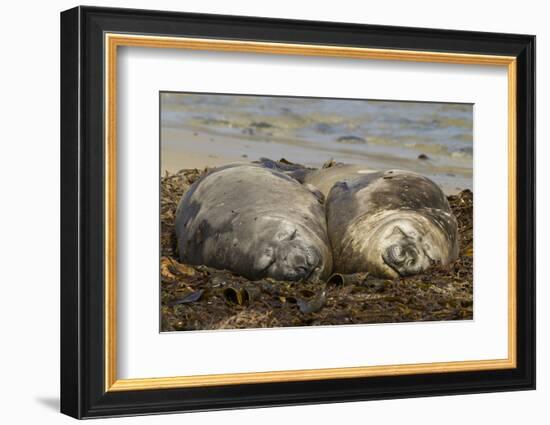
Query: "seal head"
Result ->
[[326, 169, 459, 278], [254, 226, 323, 281]]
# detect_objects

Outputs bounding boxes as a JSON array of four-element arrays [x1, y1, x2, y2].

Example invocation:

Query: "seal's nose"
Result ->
[[383, 243, 420, 276], [286, 245, 320, 279]]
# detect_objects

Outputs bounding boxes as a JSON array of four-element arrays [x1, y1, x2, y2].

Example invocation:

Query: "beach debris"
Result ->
[[160, 259, 178, 284], [167, 257, 195, 276], [327, 273, 345, 285], [297, 290, 327, 314], [169, 289, 204, 306], [161, 257, 195, 284], [327, 273, 369, 286], [336, 135, 367, 144], [322, 158, 339, 169], [218, 310, 281, 329], [363, 278, 393, 292], [222, 286, 260, 306], [223, 287, 245, 305]]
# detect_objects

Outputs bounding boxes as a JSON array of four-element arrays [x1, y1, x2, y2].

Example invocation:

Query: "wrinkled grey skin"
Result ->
[[175, 164, 333, 282], [325, 169, 459, 278], [257, 159, 377, 197]]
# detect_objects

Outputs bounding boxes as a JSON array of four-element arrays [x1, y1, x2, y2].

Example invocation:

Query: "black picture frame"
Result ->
[[61, 5, 535, 419]]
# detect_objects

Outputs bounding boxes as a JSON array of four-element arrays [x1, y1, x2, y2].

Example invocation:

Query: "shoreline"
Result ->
[[161, 127, 471, 195]]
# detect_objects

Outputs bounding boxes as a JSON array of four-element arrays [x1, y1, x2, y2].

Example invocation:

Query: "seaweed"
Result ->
[[160, 164, 473, 331]]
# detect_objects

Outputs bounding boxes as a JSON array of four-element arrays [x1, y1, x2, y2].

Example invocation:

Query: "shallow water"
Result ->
[[161, 92, 473, 191]]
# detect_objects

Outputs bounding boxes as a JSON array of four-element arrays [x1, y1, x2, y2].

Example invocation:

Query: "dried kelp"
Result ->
[[160, 164, 473, 331]]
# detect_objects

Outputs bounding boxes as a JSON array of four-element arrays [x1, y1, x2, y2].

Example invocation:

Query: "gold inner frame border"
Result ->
[[104, 33, 517, 392]]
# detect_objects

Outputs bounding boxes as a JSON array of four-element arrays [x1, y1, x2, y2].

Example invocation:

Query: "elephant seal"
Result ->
[[325, 169, 458, 278], [175, 164, 333, 282], [257, 159, 376, 196]]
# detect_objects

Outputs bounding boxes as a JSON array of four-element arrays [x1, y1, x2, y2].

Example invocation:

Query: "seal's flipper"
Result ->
[[256, 157, 310, 183], [304, 183, 325, 204]]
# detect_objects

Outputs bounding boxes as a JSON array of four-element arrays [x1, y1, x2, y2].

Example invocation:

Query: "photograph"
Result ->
[[159, 92, 474, 331], [58, 4, 536, 419]]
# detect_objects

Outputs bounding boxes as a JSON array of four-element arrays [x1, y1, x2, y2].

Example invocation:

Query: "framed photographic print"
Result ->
[[60, 6, 536, 419]]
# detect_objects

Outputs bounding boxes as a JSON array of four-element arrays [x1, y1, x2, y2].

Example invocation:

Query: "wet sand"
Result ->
[[161, 128, 468, 195]]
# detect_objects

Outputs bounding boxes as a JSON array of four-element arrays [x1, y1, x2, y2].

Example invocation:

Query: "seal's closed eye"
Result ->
[[390, 225, 409, 238]]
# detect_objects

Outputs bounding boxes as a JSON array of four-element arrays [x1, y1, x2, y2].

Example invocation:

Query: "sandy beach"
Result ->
[[162, 128, 470, 195]]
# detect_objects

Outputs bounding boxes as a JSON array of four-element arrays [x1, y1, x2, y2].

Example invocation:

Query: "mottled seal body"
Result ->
[[326, 169, 458, 278], [175, 164, 333, 282], [257, 159, 378, 197]]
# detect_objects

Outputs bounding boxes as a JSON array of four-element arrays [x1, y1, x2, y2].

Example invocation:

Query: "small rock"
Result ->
[[418, 153, 429, 160], [315, 123, 333, 134], [337, 135, 367, 144], [250, 121, 273, 129]]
